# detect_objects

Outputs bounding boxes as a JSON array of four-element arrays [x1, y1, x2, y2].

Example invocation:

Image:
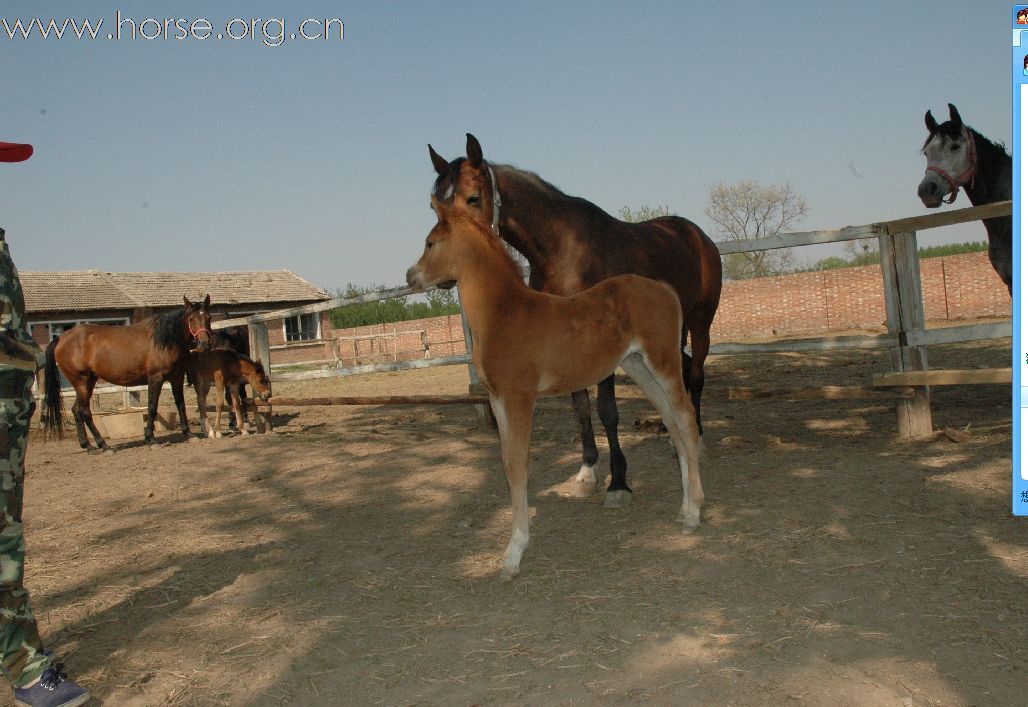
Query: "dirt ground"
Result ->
[[9, 338, 1023, 706]]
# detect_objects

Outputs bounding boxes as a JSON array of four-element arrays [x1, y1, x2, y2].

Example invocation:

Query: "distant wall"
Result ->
[[710, 251, 1008, 341], [257, 251, 1013, 367]]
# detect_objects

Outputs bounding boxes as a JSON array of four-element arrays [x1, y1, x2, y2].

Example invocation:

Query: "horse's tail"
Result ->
[[42, 336, 64, 439]]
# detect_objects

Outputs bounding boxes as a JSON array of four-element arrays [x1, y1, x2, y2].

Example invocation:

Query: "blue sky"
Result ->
[[0, 2, 1010, 292]]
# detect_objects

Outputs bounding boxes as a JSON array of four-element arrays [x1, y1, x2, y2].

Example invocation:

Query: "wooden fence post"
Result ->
[[248, 320, 272, 432], [457, 286, 496, 430], [123, 389, 142, 409], [879, 230, 932, 437]]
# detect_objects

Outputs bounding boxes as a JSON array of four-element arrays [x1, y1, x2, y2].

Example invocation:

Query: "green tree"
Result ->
[[705, 180, 808, 280], [328, 283, 461, 329], [617, 204, 672, 222], [806, 240, 987, 272]]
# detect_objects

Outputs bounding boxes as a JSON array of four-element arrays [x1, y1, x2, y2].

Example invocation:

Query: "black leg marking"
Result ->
[[597, 375, 629, 493], [571, 389, 599, 470]]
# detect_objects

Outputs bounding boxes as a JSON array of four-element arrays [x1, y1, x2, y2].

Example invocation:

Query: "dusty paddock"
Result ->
[[11, 339, 1022, 706]]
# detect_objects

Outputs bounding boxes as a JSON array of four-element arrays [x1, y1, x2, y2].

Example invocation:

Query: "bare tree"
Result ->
[[705, 180, 808, 280]]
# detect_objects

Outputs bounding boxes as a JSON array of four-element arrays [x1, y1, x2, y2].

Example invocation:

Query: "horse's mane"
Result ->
[[492, 163, 568, 201], [434, 159, 575, 206], [152, 308, 186, 349], [453, 214, 525, 282], [923, 121, 1009, 159], [968, 126, 1011, 165], [495, 163, 624, 223], [236, 352, 262, 370]]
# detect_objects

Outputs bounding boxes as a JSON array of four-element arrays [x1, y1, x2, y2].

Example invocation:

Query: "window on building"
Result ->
[[284, 312, 319, 342]]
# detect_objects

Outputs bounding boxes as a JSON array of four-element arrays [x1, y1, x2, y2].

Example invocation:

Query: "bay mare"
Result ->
[[42, 296, 213, 450], [190, 348, 271, 439], [918, 103, 1011, 294], [428, 134, 721, 508], [406, 206, 703, 581]]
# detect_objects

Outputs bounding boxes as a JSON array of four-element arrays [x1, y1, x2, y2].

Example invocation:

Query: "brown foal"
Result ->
[[406, 205, 703, 580], [191, 349, 272, 439]]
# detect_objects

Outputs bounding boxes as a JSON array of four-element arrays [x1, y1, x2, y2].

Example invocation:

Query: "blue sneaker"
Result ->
[[14, 663, 89, 707]]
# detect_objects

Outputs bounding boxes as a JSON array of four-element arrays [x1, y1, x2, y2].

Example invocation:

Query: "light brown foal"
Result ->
[[407, 205, 703, 580], [191, 349, 272, 439]]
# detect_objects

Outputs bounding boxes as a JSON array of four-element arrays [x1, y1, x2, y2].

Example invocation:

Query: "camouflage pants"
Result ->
[[0, 371, 49, 687]]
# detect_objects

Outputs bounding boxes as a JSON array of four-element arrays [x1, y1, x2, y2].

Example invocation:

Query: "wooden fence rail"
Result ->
[[161, 201, 1015, 436]]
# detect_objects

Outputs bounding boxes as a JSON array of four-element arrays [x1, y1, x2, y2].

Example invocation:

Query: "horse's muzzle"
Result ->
[[406, 266, 425, 292], [917, 180, 943, 208]]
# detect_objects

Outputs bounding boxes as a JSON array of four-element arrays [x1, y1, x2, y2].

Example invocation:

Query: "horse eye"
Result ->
[[426, 241, 434, 249], [466, 194, 481, 206]]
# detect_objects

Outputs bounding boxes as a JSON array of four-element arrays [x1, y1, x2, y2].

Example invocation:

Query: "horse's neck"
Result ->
[[496, 168, 602, 275], [965, 132, 1011, 207], [454, 232, 530, 339]]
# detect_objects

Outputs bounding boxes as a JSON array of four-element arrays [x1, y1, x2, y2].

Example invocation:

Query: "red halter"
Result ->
[[924, 126, 977, 204], [188, 319, 212, 343]]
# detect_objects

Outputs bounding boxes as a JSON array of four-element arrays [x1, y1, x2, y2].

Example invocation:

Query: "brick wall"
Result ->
[[325, 315, 467, 366], [319, 252, 1009, 362], [710, 251, 1009, 341], [113, 251, 995, 368]]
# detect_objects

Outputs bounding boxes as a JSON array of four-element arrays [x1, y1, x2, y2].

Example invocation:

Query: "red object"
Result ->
[[0, 142, 33, 162]]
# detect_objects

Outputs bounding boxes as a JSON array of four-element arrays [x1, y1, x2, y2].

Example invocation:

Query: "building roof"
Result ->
[[20, 269, 328, 313]]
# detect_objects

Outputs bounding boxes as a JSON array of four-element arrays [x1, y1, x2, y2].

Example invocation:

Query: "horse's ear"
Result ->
[[428, 144, 449, 175], [203, 294, 211, 308], [183, 295, 193, 308], [925, 110, 939, 133], [466, 133, 483, 168], [948, 103, 962, 126]]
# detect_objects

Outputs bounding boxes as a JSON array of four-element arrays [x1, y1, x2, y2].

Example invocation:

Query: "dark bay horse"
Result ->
[[919, 103, 1011, 294], [42, 296, 213, 449], [407, 208, 702, 580], [428, 134, 722, 507]]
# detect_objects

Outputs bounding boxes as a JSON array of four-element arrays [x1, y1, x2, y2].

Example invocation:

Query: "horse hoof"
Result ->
[[214, 431, 222, 439], [603, 489, 633, 509], [498, 566, 520, 582], [568, 479, 596, 498], [677, 509, 701, 532], [239, 429, 249, 436]]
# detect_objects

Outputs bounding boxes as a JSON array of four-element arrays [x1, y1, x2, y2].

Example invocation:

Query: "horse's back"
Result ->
[[596, 273, 683, 332], [550, 214, 721, 322], [54, 322, 149, 384], [539, 274, 683, 351]]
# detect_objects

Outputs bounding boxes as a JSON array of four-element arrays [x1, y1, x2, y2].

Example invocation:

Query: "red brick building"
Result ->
[[21, 270, 333, 366]]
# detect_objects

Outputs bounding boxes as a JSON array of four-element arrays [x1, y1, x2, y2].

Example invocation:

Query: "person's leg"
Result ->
[[0, 374, 88, 706], [0, 376, 49, 688]]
